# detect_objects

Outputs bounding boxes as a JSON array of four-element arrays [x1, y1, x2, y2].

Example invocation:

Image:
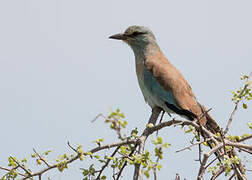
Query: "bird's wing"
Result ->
[[144, 52, 206, 125], [143, 67, 177, 106]]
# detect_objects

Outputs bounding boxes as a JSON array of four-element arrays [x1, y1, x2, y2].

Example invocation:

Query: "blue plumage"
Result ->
[[143, 67, 177, 107]]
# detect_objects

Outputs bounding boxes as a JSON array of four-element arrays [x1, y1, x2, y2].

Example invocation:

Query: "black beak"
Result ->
[[109, 33, 126, 40]]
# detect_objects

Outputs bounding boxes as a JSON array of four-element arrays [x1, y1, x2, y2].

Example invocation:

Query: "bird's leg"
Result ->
[[148, 106, 162, 125], [156, 110, 165, 136], [159, 110, 165, 124]]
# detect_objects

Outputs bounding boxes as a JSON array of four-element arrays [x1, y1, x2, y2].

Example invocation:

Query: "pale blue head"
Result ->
[[109, 26, 160, 55]]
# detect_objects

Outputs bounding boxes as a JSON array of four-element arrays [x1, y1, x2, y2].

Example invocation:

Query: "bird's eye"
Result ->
[[129, 31, 145, 37]]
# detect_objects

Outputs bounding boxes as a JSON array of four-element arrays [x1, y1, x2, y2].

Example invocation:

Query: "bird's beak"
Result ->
[[109, 33, 126, 40]]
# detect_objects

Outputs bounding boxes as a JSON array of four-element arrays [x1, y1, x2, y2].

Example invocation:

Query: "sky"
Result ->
[[0, 0, 251, 179]]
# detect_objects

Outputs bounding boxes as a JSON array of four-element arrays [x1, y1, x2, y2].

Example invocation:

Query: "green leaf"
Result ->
[[31, 153, 36, 158], [157, 164, 162, 171], [247, 122, 252, 129], [37, 159, 42, 165], [143, 170, 150, 178], [101, 175, 106, 179], [21, 158, 27, 163], [83, 169, 89, 176], [241, 134, 251, 138], [120, 146, 126, 154], [243, 103, 248, 109], [45, 150, 51, 155], [162, 143, 171, 148], [157, 137, 162, 144]]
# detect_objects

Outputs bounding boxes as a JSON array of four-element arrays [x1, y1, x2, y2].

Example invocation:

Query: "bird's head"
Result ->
[[109, 26, 158, 53]]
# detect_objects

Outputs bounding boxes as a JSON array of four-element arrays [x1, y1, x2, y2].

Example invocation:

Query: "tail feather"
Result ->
[[198, 103, 220, 134], [198, 104, 245, 178], [205, 112, 220, 134], [198, 103, 222, 162]]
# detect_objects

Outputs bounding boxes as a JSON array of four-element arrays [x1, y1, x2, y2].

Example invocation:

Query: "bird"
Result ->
[[109, 25, 220, 133]]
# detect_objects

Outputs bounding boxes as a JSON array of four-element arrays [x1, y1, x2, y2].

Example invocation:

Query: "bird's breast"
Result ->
[[135, 58, 162, 108]]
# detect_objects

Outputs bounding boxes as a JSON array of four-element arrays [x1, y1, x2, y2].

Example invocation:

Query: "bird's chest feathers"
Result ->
[[135, 59, 145, 91], [135, 57, 162, 108]]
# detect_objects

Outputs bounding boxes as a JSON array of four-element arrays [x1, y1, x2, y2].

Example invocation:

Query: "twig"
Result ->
[[237, 135, 252, 142], [0, 166, 26, 177], [199, 108, 212, 120], [10, 157, 32, 176], [237, 147, 252, 154], [210, 168, 224, 180], [2, 114, 248, 180], [175, 138, 211, 153], [205, 153, 224, 170], [33, 148, 51, 167], [91, 113, 105, 123], [96, 146, 120, 179], [197, 140, 251, 180], [224, 73, 252, 135], [228, 173, 236, 180], [220, 130, 227, 155], [67, 141, 78, 153], [91, 140, 136, 154], [175, 173, 180, 180], [133, 106, 162, 180], [20, 140, 135, 180], [117, 151, 134, 161], [153, 147, 161, 180], [224, 102, 239, 135], [116, 146, 136, 180]]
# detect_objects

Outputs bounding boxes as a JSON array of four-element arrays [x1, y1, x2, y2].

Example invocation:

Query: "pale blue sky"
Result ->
[[0, 0, 251, 179]]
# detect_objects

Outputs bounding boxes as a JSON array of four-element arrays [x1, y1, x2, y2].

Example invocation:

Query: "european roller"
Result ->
[[109, 25, 219, 133]]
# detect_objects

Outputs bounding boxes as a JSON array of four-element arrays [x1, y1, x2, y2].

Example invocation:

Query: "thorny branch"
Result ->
[[1, 102, 251, 180], [133, 106, 162, 180], [224, 72, 252, 135]]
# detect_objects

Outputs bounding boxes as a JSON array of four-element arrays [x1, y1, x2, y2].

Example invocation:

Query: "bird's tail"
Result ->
[[198, 104, 220, 134], [198, 104, 223, 161], [199, 104, 246, 179], [205, 110, 220, 134]]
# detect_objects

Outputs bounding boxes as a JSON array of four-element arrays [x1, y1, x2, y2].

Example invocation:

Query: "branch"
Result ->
[[96, 146, 120, 179], [32, 148, 51, 167], [175, 138, 211, 153], [133, 106, 162, 180], [224, 102, 239, 135], [237, 135, 252, 142], [20, 139, 136, 180], [116, 146, 136, 180], [2, 111, 249, 180], [10, 157, 32, 178], [0, 165, 26, 177], [224, 73, 252, 135], [210, 168, 224, 180], [197, 140, 250, 180]]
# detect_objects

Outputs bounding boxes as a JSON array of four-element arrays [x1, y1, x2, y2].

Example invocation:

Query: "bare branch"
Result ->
[[33, 148, 51, 167], [237, 135, 252, 142], [1, 110, 249, 180], [133, 106, 162, 180], [175, 138, 211, 153], [116, 146, 137, 180], [67, 141, 78, 153], [0, 165, 26, 177], [96, 146, 120, 179], [210, 168, 224, 180], [224, 73, 252, 135], [10, 156, 32, 177], [224, 102, 239, 135], [197, 140, 250, 180]]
